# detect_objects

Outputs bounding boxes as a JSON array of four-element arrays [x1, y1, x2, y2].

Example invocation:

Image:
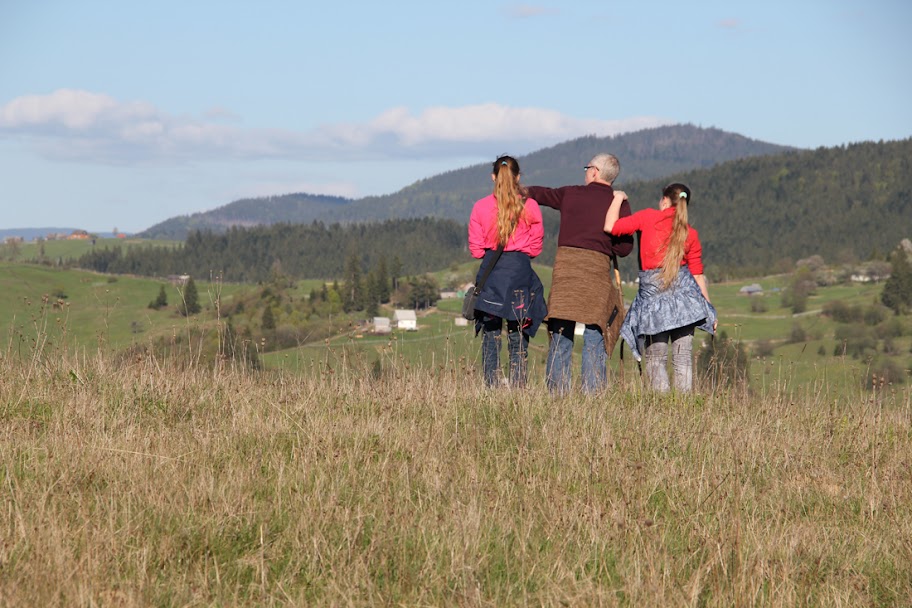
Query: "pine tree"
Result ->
[[881, 249, 912, 314], [343, 250, 364, 312], [261, 305, 276, 331], [178, 277, 201, 316], [391, 255, 402, 292], [376, 255, 391, 303], [148, 285, 168, 310]]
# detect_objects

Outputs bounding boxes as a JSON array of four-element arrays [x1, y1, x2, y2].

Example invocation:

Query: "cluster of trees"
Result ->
[[147, 279, 201, 316], [77, 218, 469, 283], [210, 264, 439, 353]]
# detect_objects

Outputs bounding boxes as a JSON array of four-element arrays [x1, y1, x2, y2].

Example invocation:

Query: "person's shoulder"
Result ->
[[523, 196, 543, 214], [472, 193, 496, 207]]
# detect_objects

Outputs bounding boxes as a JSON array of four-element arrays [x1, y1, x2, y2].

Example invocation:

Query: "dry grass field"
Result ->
[[2, 327, 910, 607]]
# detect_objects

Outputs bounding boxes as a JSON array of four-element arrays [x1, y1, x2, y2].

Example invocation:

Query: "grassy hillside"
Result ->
[[1, 237, 179, 264], [3, 261, 908, 395], [3, 332, 910, 605], [0, 262, 244, 350], [262, 273, 910, 396]]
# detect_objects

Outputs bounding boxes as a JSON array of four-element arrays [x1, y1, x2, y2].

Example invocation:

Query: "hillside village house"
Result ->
[[373, 317, 391, 334], [393, 309, 417, 331], [739, 283, 764, 296]]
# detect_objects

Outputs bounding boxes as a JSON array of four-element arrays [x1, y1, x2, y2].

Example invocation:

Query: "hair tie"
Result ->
[[501, 161, 508, 166], [679, 191, 688, 200]]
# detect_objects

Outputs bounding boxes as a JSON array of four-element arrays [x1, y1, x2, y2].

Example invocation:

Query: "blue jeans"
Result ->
[[481, 315, 529, 387], [545, 319, 606, 394]]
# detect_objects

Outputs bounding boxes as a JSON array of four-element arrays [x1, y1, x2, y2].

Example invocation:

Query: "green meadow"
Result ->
[[1, 259, 908, 396], [2, 236, 180, 263], [0, 262, 244, 350]]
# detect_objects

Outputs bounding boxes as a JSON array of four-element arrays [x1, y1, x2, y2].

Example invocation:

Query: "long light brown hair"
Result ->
[[659, 183, 692, 288], [491, 155, 526, 246]]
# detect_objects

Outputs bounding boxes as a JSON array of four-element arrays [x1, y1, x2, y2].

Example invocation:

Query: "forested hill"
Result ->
[[138, 124, 794, 239], [138, 193, 352, 241], [615, 138, 912, 278]]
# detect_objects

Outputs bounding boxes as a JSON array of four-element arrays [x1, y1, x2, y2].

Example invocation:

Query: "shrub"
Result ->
[[865, 358, 906, 388], [822, 300, 862, 323], [788, 323, 808, 344], [863, 304, 890, 326], [753, 339, 775, 358], [874, 318, 904, 340], [833, 324, 877, 359]]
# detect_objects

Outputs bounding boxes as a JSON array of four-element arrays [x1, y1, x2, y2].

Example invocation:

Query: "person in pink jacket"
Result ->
[[467, 155, 547, 387]]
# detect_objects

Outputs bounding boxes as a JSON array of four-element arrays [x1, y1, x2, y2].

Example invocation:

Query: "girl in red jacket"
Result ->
[[604, 183, 717, 392]]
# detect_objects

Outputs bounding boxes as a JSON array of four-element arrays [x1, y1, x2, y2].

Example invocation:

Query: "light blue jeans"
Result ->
[[643, 325, 695, 392], [545, 319, 606, 395]]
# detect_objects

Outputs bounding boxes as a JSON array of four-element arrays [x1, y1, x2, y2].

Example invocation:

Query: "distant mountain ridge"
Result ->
[[138, 124, 797, 239]]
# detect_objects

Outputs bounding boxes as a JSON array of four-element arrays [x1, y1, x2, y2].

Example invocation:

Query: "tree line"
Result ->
[[76, 218, 470, 282]]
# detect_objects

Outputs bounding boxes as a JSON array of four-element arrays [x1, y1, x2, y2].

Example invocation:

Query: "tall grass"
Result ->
[[1, 323, 910, 606]]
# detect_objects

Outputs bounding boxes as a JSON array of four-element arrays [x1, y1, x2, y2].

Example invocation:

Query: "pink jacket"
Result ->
[[468, 194, 544, 259]]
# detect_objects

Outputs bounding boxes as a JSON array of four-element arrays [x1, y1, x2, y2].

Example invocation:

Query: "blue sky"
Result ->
[[1, 0, 910, 233]]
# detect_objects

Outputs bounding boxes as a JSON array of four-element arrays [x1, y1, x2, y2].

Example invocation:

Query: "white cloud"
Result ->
[[503, 5, 557, 19], [0, 89, 672, 164]]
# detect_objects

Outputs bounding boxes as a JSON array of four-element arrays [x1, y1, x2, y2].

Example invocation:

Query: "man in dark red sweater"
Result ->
[[525, 153, 634, 394]]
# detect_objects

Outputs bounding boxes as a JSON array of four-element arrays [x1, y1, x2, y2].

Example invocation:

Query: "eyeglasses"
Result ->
[[584, 165, 600, 172]]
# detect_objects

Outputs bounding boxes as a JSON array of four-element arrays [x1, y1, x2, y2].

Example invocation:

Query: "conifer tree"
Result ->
[[179, 277, 201, 316], [148, 285, 168, 310], [882, 249, 912, 314]]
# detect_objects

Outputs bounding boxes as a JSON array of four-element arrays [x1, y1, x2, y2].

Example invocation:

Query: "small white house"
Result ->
[[393, 309, 418, 331], [373, 317, 391, 334]]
